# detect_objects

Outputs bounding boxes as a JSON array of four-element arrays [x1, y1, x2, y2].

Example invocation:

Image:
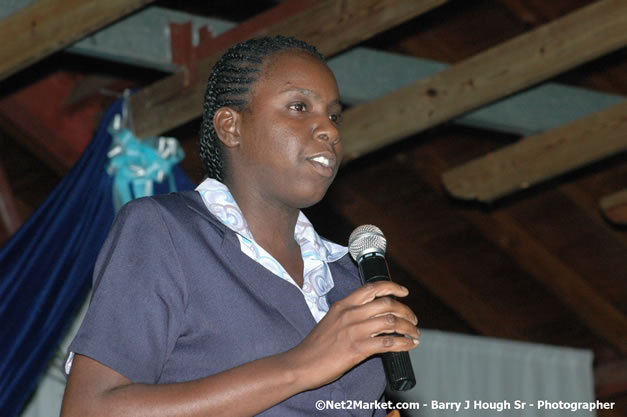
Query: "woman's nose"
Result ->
[[314, 118, 340, 144]]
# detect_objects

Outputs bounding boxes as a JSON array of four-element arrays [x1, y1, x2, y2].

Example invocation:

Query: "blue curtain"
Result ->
[[0, 99, 194, 417]]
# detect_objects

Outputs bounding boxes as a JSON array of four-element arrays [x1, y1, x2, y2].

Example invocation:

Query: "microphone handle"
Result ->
[[358, 254, 416, 391]]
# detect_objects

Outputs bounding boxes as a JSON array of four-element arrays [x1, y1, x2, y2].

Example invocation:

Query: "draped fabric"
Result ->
[[0, 99, 194, 417]]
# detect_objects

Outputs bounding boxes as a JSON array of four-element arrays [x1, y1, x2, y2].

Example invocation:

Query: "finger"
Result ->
[[360, 331, 419, 355], [362, 296, 418, 325], [343, 282, 409, 306], [367, 314, 420, 341], [339, 318, 418, 360], [345, 312, 419, 345]]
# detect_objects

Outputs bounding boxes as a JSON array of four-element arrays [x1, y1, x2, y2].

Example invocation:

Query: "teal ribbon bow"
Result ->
[[106, 114, 184, 211]]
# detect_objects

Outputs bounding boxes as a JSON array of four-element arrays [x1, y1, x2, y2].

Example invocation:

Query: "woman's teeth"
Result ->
[[311, 156, 330, 167]]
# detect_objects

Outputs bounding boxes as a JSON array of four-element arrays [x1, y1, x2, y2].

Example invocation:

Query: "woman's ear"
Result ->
[[213, 107, 241, 148]]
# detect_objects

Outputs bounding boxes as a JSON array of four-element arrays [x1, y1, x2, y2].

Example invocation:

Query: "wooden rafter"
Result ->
[[441, 100, 627, 202], [129, 0, 448, 138], [600, 189, 627, 225], [462, 208, 627, 355], [340, 0, 627, 161], [413, 142, 627, 356], [0, 0, 154, 81]]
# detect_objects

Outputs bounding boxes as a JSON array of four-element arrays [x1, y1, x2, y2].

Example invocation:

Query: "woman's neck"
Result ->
[[229, 180, 305, 286], [225, 178, 302, 261]]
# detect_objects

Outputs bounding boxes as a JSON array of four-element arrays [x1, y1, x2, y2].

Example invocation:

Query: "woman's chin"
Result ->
[[293, 185, 332, 209]]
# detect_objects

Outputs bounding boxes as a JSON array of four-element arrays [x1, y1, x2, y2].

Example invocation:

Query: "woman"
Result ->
[[61, 36, 419, 416]]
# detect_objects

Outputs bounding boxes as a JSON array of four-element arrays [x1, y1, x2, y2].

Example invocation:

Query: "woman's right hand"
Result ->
[[284, 281, 420, 391]]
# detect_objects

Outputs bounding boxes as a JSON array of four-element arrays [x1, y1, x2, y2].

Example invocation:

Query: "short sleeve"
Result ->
[[68, 197, 187, 383]]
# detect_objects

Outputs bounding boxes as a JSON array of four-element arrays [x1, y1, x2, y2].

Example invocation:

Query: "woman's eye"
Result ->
[[289, 102, 307, 112]]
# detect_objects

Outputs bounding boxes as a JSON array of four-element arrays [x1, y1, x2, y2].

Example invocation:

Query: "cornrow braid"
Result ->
[[199, 35, 324, 182]]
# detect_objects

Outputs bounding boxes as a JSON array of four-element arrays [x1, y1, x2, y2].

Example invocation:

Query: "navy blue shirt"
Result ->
[[69, 191, 387, 416]]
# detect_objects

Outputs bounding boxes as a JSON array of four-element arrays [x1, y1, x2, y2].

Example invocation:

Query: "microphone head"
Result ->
[[348, 224, 387, 261]]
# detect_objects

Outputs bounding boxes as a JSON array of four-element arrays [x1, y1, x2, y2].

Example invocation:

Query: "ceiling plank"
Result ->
[[60, 7, 623, 135], [600, 189, 627, 225], [461, 208, 627, 355], [66, 20, 625, 136], [339, 0, 627, 161], [441, 100, 627, 202], [129, 0, 448, 138], [0, 0, 154, 81], [67, 6, 236, 73]]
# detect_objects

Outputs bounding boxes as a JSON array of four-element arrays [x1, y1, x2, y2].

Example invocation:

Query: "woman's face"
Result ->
[[232, 50, 343, 209]]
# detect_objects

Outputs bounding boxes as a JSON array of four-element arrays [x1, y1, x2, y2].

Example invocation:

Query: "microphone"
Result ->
[[348, 225, 416, 392]]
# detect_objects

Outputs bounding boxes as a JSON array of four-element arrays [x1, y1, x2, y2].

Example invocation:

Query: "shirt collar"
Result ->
[[195, 178, 347, 262]]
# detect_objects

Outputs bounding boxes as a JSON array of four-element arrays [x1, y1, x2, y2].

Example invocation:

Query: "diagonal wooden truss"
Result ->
[[0, 0, 154, 80]]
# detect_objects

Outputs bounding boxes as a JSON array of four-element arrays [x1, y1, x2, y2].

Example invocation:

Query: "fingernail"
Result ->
[[413, 338, 420, 345]]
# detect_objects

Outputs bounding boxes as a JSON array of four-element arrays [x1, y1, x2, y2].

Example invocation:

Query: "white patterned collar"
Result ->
[[195, 178, 348, 322]]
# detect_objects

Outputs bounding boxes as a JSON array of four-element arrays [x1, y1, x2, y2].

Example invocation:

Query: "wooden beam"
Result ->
[[329, 48, 624, 136], [340, 0, 627, 161], [129, 0, 448, 138], [0, 0, 154, 81], [441, 100, 627, 202], [465, 209, 627, 355], [414, 142, 627, 356], [61, 8, 625, 137], [600, 189, 627, 225], [65, 12, 624, 136]]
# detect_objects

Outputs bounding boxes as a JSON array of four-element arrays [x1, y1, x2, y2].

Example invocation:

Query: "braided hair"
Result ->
[[199, 35, 325, 182]]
